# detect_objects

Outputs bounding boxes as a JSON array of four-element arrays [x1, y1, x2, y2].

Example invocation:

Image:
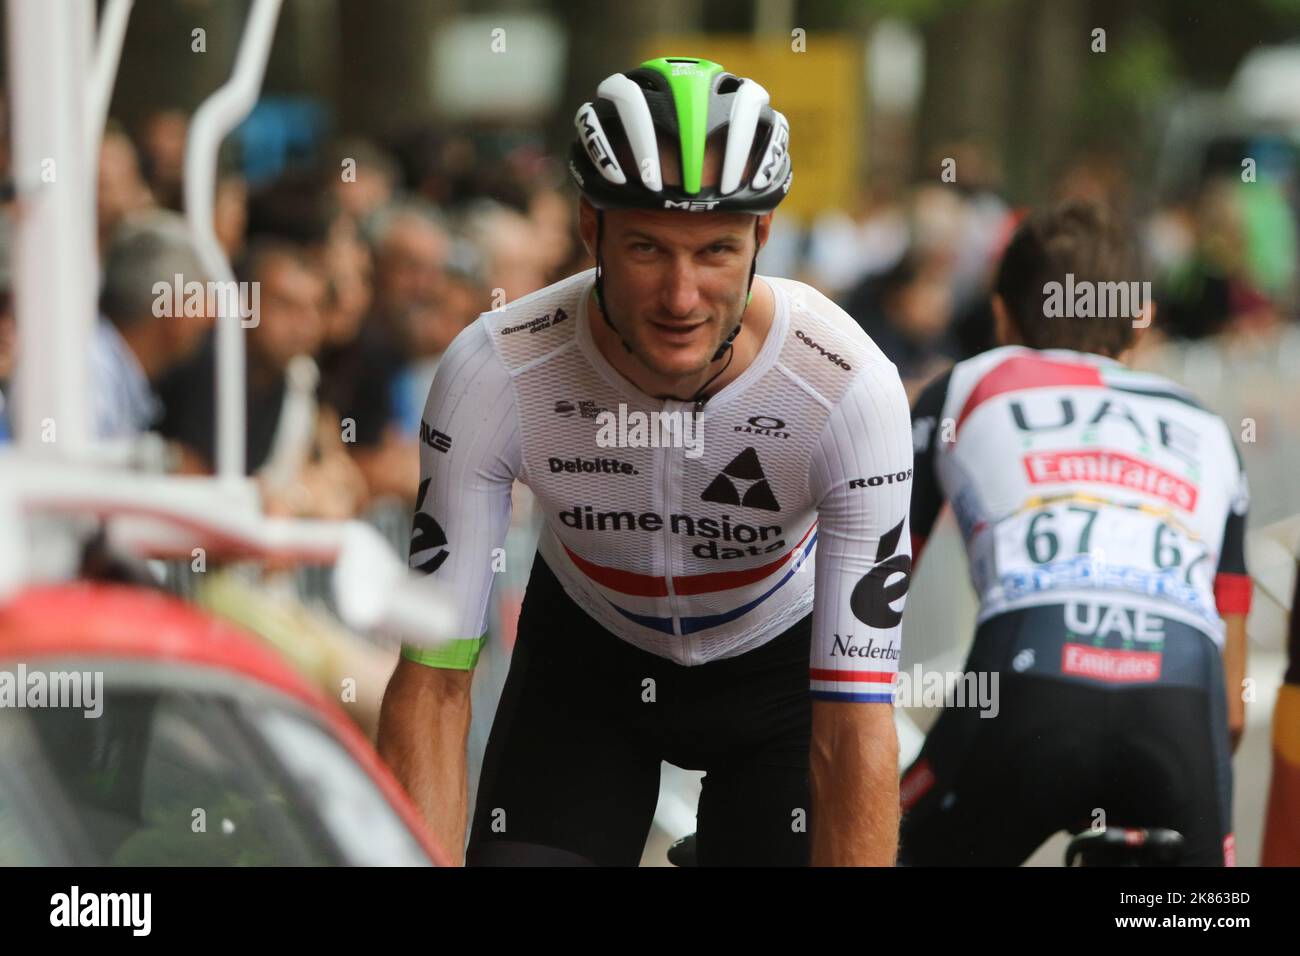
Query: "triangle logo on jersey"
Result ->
[[701, 447, 780, 512]]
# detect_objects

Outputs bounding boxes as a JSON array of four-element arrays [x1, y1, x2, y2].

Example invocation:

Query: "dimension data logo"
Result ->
[[701, 447, 780, 512]]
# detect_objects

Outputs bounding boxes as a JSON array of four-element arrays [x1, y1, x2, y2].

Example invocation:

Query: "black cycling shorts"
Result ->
[[898, 603, 1234, 866], [465, 553, 813, 866]]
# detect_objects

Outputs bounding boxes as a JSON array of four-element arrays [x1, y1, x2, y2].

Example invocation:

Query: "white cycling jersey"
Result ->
[[406, 268, 914, 702], [910, 345, 1252, 648]]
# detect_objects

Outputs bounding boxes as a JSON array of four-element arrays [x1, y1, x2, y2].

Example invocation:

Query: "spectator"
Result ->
[[330, 137, 400, 228], [156, 241, 366, 518], [136, 109, 189, 211], [842, 253, 959, 398], [97, 126, 155, 256], [93, 210, 210, 440], [214, 171, 249, 261], [368, 201, 449, 325], [461, 199, 549, 304], [804, 178, 909, 298]]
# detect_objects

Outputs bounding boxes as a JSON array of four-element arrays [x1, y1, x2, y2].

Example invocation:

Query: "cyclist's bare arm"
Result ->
[[810, 700, 899, 865], [378, 320, 519, 862], [1216, 452, 1251, 755], [807, 359, 913, 865], [1222, 613, 1248, 753], [378, 661, 473, 861]]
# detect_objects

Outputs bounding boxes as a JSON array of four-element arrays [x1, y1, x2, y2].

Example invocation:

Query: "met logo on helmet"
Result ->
[[575, 104, 623, 181], [752, 114, 789, 190], [664, 199, 720, 211]]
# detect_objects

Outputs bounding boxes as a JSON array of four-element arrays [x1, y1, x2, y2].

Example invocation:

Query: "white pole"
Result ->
[[86, 0, 135, 163], [184, 0, 283, 482], [6, 0, 97, 458]]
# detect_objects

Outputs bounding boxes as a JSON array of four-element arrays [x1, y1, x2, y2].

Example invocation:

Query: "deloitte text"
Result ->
[[152, 273, 260, 328], [1042, 273, 1152, 325], [595, 403, 703, 459]]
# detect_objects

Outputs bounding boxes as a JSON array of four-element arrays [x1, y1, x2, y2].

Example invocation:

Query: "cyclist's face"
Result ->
[[593, 206, 768, 379]]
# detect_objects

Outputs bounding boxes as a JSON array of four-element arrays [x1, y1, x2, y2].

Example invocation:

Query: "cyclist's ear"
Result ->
[[755, 212, 773, 252], [991, 293, 1020, 347], [577, 197, 599, 258], [1118, 300, 1156, 364]]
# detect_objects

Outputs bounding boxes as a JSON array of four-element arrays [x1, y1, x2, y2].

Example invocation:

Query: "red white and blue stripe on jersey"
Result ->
[[810, 669, 896, 704], [562, 522, 819, 636]]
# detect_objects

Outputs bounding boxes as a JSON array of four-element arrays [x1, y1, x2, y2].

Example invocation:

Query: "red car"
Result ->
[[0, 582, 447, 866]]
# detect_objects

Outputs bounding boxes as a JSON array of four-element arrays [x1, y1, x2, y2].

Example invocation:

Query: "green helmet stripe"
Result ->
[[641, 56, 724, 195]]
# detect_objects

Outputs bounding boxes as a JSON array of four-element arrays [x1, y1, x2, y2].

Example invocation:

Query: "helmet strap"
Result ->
[[708, 217, 760, 363], [592, 210, 634, 353]]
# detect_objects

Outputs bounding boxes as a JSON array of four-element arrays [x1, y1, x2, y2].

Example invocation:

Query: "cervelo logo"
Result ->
[[1023, 449, 1197, 511], [1061, 643, 1162, 683], [795, 329, 851, 370], [664, 199, 720, 211]]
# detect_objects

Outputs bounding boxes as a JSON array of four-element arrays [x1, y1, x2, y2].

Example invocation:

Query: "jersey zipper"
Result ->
[[661, 398, 688, 657]]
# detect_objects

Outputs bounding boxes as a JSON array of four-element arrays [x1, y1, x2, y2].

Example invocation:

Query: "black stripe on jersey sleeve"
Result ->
[[910, 368, 953, 555], [1108, 382, 1206, 411], [1216, 507, 1249, 577]]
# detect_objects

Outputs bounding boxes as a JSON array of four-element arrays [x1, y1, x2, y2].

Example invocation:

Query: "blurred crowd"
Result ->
[[0, 107, 595, 518], [785, 142, 1300, 403], [0, 111, 1297, 521]]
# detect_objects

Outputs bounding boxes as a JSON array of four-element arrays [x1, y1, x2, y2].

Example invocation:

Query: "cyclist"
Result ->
[[377, 56, 914, 866], [1261, 562, 1299, 865], [899, 202, 1250, 866]]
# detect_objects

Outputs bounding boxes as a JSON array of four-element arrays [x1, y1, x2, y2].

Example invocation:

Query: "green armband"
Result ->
[[400, 633, 488, 671]]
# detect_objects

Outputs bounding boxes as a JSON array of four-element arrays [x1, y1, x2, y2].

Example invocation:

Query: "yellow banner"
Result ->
[[643, 35, 864, 223]]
